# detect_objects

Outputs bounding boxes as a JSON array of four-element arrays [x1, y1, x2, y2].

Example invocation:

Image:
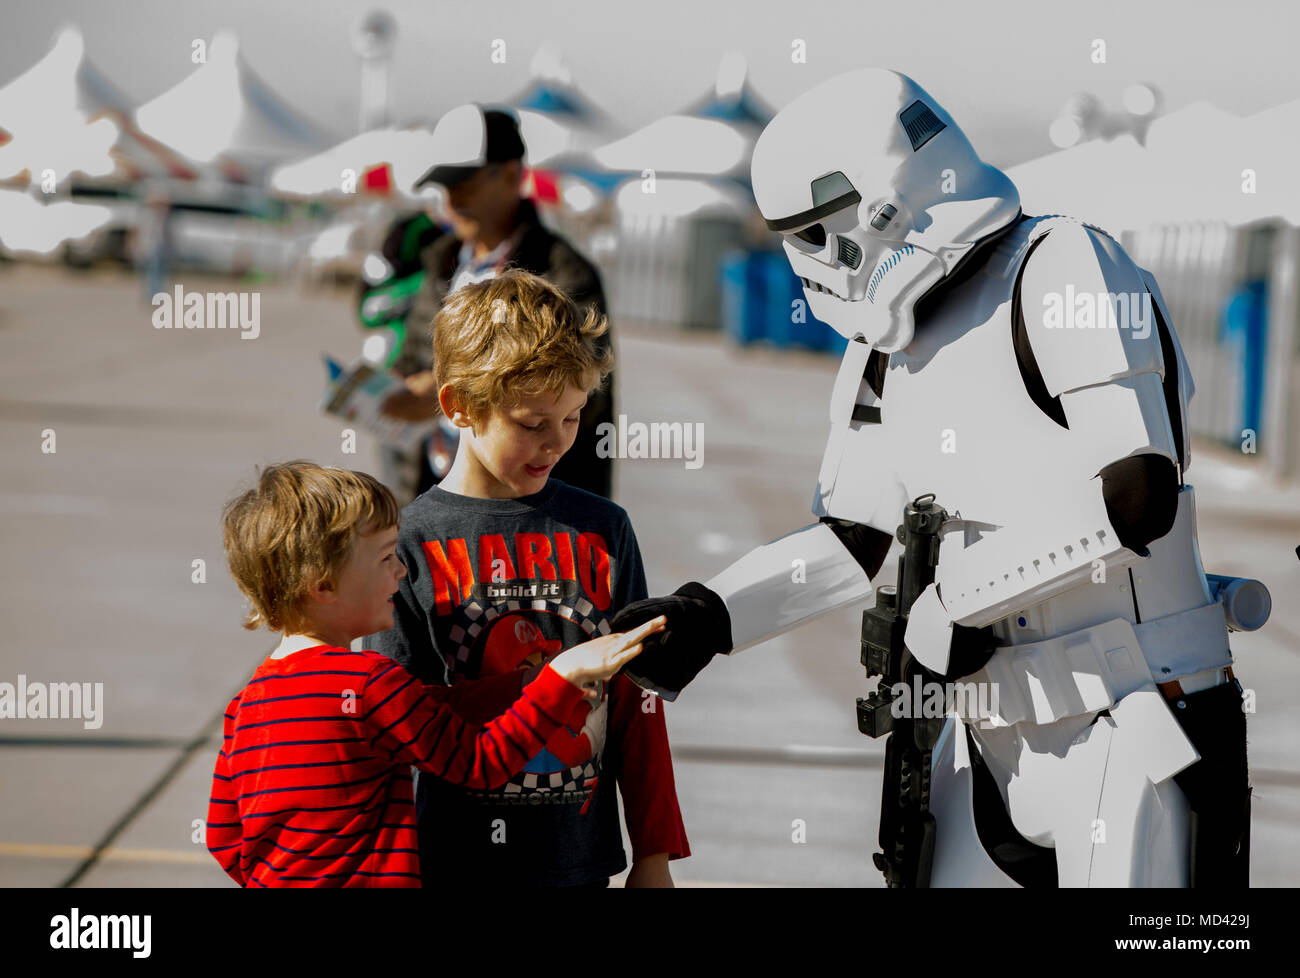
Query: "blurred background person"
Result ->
[[380, 105, 616, 504], [137, 187, 175, 302]]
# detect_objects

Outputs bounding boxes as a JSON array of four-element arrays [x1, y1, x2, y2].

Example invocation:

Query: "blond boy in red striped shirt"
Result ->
[[206, 461, 661, 887]]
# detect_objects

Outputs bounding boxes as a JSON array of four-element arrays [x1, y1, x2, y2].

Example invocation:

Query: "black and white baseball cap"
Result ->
[[414, 104, 527, 189]]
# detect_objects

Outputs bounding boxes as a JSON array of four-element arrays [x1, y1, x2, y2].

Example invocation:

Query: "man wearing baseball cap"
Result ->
[[382, 104, 616, 502]]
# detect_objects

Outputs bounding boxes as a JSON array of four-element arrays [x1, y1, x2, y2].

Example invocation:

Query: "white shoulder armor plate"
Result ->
[[1017, 221, 1165, 397]]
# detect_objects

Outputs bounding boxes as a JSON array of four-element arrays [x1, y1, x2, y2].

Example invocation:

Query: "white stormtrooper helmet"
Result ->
[[751, 68, 1022, 351]]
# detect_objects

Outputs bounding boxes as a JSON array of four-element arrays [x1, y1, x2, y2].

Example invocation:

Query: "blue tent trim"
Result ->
[[516, 84, 588, 118], [689, 87, 773, 127]]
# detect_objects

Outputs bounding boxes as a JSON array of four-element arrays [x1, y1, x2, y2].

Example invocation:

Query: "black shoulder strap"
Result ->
[[1150, 298, 1188, 471], [1011, 233, 1069, 429], [865, 347, 888, 400], [849, 347, 889, 424]]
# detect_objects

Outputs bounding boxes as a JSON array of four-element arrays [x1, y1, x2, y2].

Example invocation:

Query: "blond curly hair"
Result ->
[[221, 460, 399, 633], [433, 267, 613, 420]]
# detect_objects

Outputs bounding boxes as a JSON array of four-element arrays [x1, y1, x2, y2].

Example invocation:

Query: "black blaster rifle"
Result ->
[[857, 493, 993, 888]]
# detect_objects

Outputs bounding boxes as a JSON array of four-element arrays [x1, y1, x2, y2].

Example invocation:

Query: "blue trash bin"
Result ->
[[764, 259, 849, 354], [720, 250, 750, 345], [761, 253, 801, 349], [720, 250, 850, 356], [721, 249, 772, 346], [1222, 281, 1268, 441]]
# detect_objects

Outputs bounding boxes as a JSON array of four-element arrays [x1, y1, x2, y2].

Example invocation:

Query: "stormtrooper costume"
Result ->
[[613, 68, 1269, 887]]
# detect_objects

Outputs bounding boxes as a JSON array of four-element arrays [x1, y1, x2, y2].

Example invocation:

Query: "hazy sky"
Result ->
[[2, 0, 1298, 168]]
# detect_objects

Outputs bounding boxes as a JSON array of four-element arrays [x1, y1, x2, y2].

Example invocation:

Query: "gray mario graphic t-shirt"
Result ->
[[365, 478, 649, 885]]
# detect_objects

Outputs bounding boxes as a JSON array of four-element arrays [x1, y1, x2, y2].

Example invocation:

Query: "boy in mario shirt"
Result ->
[[366, 268, 690, 886]]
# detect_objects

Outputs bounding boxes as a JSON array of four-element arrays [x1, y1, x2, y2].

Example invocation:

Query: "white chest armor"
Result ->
[[814, 215, 1231, 719]]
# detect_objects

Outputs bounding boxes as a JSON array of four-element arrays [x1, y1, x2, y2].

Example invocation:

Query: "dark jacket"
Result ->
[[402, 198, 614, 499]]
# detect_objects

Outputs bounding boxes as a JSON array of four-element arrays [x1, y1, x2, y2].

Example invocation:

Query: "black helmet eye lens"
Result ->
[[793, 223, 827, 247]]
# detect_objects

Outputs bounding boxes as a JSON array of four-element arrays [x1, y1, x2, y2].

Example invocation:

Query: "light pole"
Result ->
[[353, 9, 397, 134]]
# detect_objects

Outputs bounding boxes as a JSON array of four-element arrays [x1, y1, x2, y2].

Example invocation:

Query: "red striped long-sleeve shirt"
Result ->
[[205, 645, 584, 887]]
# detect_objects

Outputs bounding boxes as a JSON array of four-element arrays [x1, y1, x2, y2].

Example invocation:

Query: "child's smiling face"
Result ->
[[447, 383, 588, 499], [329, 523, 407, 639]]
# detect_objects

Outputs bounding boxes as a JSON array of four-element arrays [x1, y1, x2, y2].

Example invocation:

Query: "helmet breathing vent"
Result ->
[[837, 237, 862, 269], [900, 100, 946, 151]]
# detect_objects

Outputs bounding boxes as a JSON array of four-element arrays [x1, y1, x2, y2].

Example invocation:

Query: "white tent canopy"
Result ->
[[1007, 99, 1300, 232], [507, 46, 615, 173], [0, 27, 143, 186], [1137, 101, 1256, 226], [0, 186, 112, 255], [597, 115, 751, 179], [593, 52, 770, 183], [0, 26, 130, 131], [0, 115, 119, 186], [269, 126, 440, 198], [0, 27, 202, 188], [613, 174, 753, 220], [1233, 98, 1300, 226], [1005, 132, 1154, 234], [135, 31, 330, 181]]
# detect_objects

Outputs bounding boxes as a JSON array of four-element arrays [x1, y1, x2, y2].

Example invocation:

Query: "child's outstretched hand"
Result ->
[[548, 616, 667, 688]]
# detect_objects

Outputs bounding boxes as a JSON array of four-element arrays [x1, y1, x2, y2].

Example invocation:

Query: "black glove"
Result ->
[[610, 582, 733, 701]]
